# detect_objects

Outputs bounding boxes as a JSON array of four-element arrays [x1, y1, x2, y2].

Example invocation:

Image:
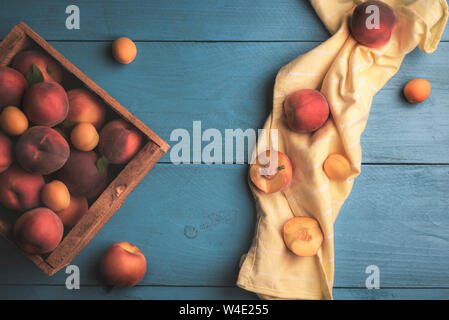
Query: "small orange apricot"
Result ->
[[112, 37, 137, 64], [403, 78, 431, 104], [70, 122, 99, 151], [283, 217, 323, 257], [0, 106, 28, 136], [41, 180, 71, 212], [323, 154, 351, 180]]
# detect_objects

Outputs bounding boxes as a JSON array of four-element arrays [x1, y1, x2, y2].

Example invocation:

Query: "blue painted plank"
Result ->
[[0, 285, 449, 300], [41, 41, 449, 164], [1, 164, 449, 289], [0, 0, 329, 41], [1, 1, 447, 42]]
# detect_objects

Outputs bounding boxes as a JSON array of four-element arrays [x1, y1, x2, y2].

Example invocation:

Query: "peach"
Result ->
[[323, 154, 351, 180], [41, 180, 70, 212], [0, 67, 27, 110], [351, 0, 398, 48], [56, 195, 88, 228], [112, 37, 137, 64], [284, 89, 329, 133], [250, 150, 293, 194], [99, 119, 143, 164], [0, 131, 13, 174], [70, 122, 99, 151], [23, 82, 68, 127], [13, 207, 63, 254], [16, 126, 70, 175], [100, 242, 147, 287], [12, 50, 63, 83], [0, 165, 44, 211], [0, 106, 29, 136], [283, 216, 323, 257], [57, 150, 108, 200], [403, 78, 431, 104], [65, 88, 106, 130]]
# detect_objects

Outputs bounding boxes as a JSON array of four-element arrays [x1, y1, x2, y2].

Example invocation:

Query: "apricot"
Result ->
[[41, 180, 70, 212], [0, 106, 29, 136], [12, 50, 63, 83], [100, 242, 147, 287], [13, 207, 63, 254], [283, 217, 323, 257], [65, 88, 106, 130], [99, 119, 143, 164], [0, 67, 27, 110], [284, 89, 329, 133], [16, 126, 70, 175], [403, 78, 431, 104], [351, 0, 398, 48], [112, 37, 137, 64], [57, 149, 109, 200], [0, 165, 44, 211], [56, 195, 88, 228], [23, 82, 69, 127], [250, 150, 293, 194], [323, 154, 351, 180], [0, 131, 13, 174], [70, 122, 99, 151]]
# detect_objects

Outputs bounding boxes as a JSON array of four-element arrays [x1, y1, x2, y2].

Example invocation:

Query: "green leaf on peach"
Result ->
[[26, 64, 44, 86]]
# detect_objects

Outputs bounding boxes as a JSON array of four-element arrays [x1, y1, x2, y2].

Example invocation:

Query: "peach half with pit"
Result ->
[[283, 216, 323, 257], [249, 150, 293, 194]]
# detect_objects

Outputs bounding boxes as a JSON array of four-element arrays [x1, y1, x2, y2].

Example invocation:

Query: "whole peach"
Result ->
[[351, 0, 398, 48], [0, 106, 29, 136], [56, 195, 88, 228], [70, 122, 99, 151], [57, 150, 108, 200], [14, 207, 63, 254], [403, 78, 431, 104], [0, 165, 44, 211], [65, 88, 106, 130], [100, 242, 147, 287], [23, 82, 69, 127], [0, 67, 27, 110], [99, 119, 143, 164], [0, 131, 13, 174], [16, 126, 70, 175], [284, 89, 329, 133], [112, 37, 137, 64], [12, 50, 63, 83], [41, 180, 71, 212]]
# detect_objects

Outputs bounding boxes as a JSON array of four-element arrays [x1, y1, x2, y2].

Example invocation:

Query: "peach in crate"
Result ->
[[0, 22, 169, 276]]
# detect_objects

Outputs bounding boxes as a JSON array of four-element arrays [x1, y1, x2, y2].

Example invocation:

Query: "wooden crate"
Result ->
[[0, 22, 170, 275]]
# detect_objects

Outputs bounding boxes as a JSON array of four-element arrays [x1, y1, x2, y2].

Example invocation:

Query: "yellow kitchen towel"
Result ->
[[237, 0, 448, 300]]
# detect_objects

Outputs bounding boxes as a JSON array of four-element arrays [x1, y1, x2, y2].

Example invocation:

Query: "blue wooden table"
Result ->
[[0, 0, 448, 300]]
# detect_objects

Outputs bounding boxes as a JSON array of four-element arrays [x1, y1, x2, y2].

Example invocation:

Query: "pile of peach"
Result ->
[[249, 1, 431, 258], [0, 49, 143, 262]]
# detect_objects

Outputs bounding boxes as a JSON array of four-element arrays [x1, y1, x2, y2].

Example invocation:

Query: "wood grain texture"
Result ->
[[0, 0, 447, 42], [0, 285, 449, 300], [42, 41, 449, 164], [0, 164, 448, 289]]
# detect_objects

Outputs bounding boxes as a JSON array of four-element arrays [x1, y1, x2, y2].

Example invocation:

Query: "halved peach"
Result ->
[[249, 150, 292, 194], [283, 217, 323, 257]]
